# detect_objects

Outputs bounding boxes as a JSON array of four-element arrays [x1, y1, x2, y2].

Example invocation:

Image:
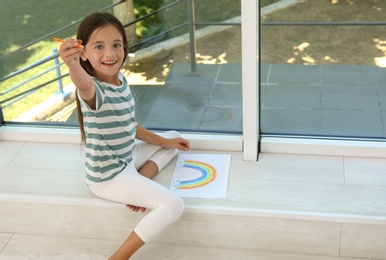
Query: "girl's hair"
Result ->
[[75, 12, 129, 144]]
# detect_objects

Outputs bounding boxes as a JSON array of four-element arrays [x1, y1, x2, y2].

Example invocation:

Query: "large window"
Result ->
[[2, 0, 384, 158]]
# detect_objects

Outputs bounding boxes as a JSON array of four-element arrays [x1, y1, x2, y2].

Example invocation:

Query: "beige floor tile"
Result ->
[[138, 244, 361, 260], [252, 153, 345, 184], [0, 233, 371, 260], [136, 244, 260, 260], [0, 141, 24, 167], [0, 233, 118, 259], [154, 213, 341, 256], [8, 142, 84, 171], [0, 202, 137, 240], [0, 233, 12, 251], [0, 201, 341, 257], [341, 223, 386, 259], [133, 243, 358, 260], [0, 167, 91, 198], [344, 157, 386, 187], [183, 176, 386, 216], [0, 235, 362, 260]]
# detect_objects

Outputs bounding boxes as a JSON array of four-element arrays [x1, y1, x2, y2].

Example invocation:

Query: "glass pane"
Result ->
[[126, 0, 242, 133], [260, 0, 386, 139], [1, 0, 242, 135], [0, 0, 109, 125]]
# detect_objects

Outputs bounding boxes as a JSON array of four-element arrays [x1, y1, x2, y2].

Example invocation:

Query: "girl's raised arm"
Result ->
[[58, 39, 95, 102]]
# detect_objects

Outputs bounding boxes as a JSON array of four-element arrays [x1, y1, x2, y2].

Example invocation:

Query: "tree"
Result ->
[[113, 0, 137, 48]]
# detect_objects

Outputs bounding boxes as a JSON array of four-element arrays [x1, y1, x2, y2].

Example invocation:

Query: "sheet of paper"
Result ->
[[169, 153, 231, 198]]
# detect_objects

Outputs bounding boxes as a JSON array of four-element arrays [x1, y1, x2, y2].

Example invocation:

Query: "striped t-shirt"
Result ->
[[78, 73, 137, 184]]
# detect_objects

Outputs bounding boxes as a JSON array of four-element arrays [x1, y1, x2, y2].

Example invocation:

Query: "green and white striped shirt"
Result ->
[[78, 74, 137, 184]]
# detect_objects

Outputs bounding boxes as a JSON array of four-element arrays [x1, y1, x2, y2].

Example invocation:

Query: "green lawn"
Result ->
[[0, 0, 277, 121], [0, 0, 111, 120]]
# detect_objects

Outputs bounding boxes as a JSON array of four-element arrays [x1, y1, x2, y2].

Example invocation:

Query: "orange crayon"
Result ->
[[53, 37, 84, 48]]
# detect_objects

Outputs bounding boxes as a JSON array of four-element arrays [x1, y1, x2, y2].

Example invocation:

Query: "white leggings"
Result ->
[[88, 131, 184, 243]]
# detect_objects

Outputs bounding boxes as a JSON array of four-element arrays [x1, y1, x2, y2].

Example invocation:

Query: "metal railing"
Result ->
[[0, 0, 187, 124], [0, 48, 65, 108], [0, 0, 127, 125], [0, 1, 126, 60]]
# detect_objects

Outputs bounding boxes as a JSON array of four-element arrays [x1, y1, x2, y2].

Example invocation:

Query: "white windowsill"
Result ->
[[1, 125, 385, 158], [0, 125, 243, 152], [261, 137, 386, 158]]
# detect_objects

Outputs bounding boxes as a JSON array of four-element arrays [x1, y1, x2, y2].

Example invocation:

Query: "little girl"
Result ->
[[58, 12, 190, 259]]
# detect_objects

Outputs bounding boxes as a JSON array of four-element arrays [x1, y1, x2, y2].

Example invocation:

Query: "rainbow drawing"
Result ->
[[177, 160, 216, 189], [201, 107, 233, 126]]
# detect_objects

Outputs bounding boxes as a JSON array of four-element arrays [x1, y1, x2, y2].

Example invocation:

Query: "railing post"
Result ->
[[53, 48, 64, 93], [187, 0, 199, 75]]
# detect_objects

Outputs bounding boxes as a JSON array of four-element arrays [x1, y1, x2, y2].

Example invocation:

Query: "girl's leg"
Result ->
[[134, 130, 181, 178], [128, 131, 180, 211], [137, 160, 159, 179], [89, 164, 184, 259], [109, 231, 144, 260]]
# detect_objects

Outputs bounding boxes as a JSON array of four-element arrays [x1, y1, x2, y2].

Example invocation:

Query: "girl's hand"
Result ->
[[57, 39, 83, 69], [164, 137, 190, 151], [56, 38, 94, 100], [135, 125, 190, 151], [126, 204, 146, 212]]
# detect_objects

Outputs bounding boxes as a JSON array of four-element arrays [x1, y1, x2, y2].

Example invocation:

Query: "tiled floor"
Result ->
[[1, 140, 386, 259], [261, 64, 386, 138]]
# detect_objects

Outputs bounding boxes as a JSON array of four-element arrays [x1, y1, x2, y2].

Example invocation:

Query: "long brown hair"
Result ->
[[75, 12, 129, 144]]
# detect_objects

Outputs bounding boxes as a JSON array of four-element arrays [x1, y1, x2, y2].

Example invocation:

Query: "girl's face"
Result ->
[[81, 24, 125, 85]]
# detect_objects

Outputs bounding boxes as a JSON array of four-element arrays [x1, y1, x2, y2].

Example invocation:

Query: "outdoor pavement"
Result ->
[[67, 63, 386, 139]]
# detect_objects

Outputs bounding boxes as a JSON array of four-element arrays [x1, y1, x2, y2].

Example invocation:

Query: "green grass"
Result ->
[[0, 0, 109, 120], [0, 0, 278, 121]]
